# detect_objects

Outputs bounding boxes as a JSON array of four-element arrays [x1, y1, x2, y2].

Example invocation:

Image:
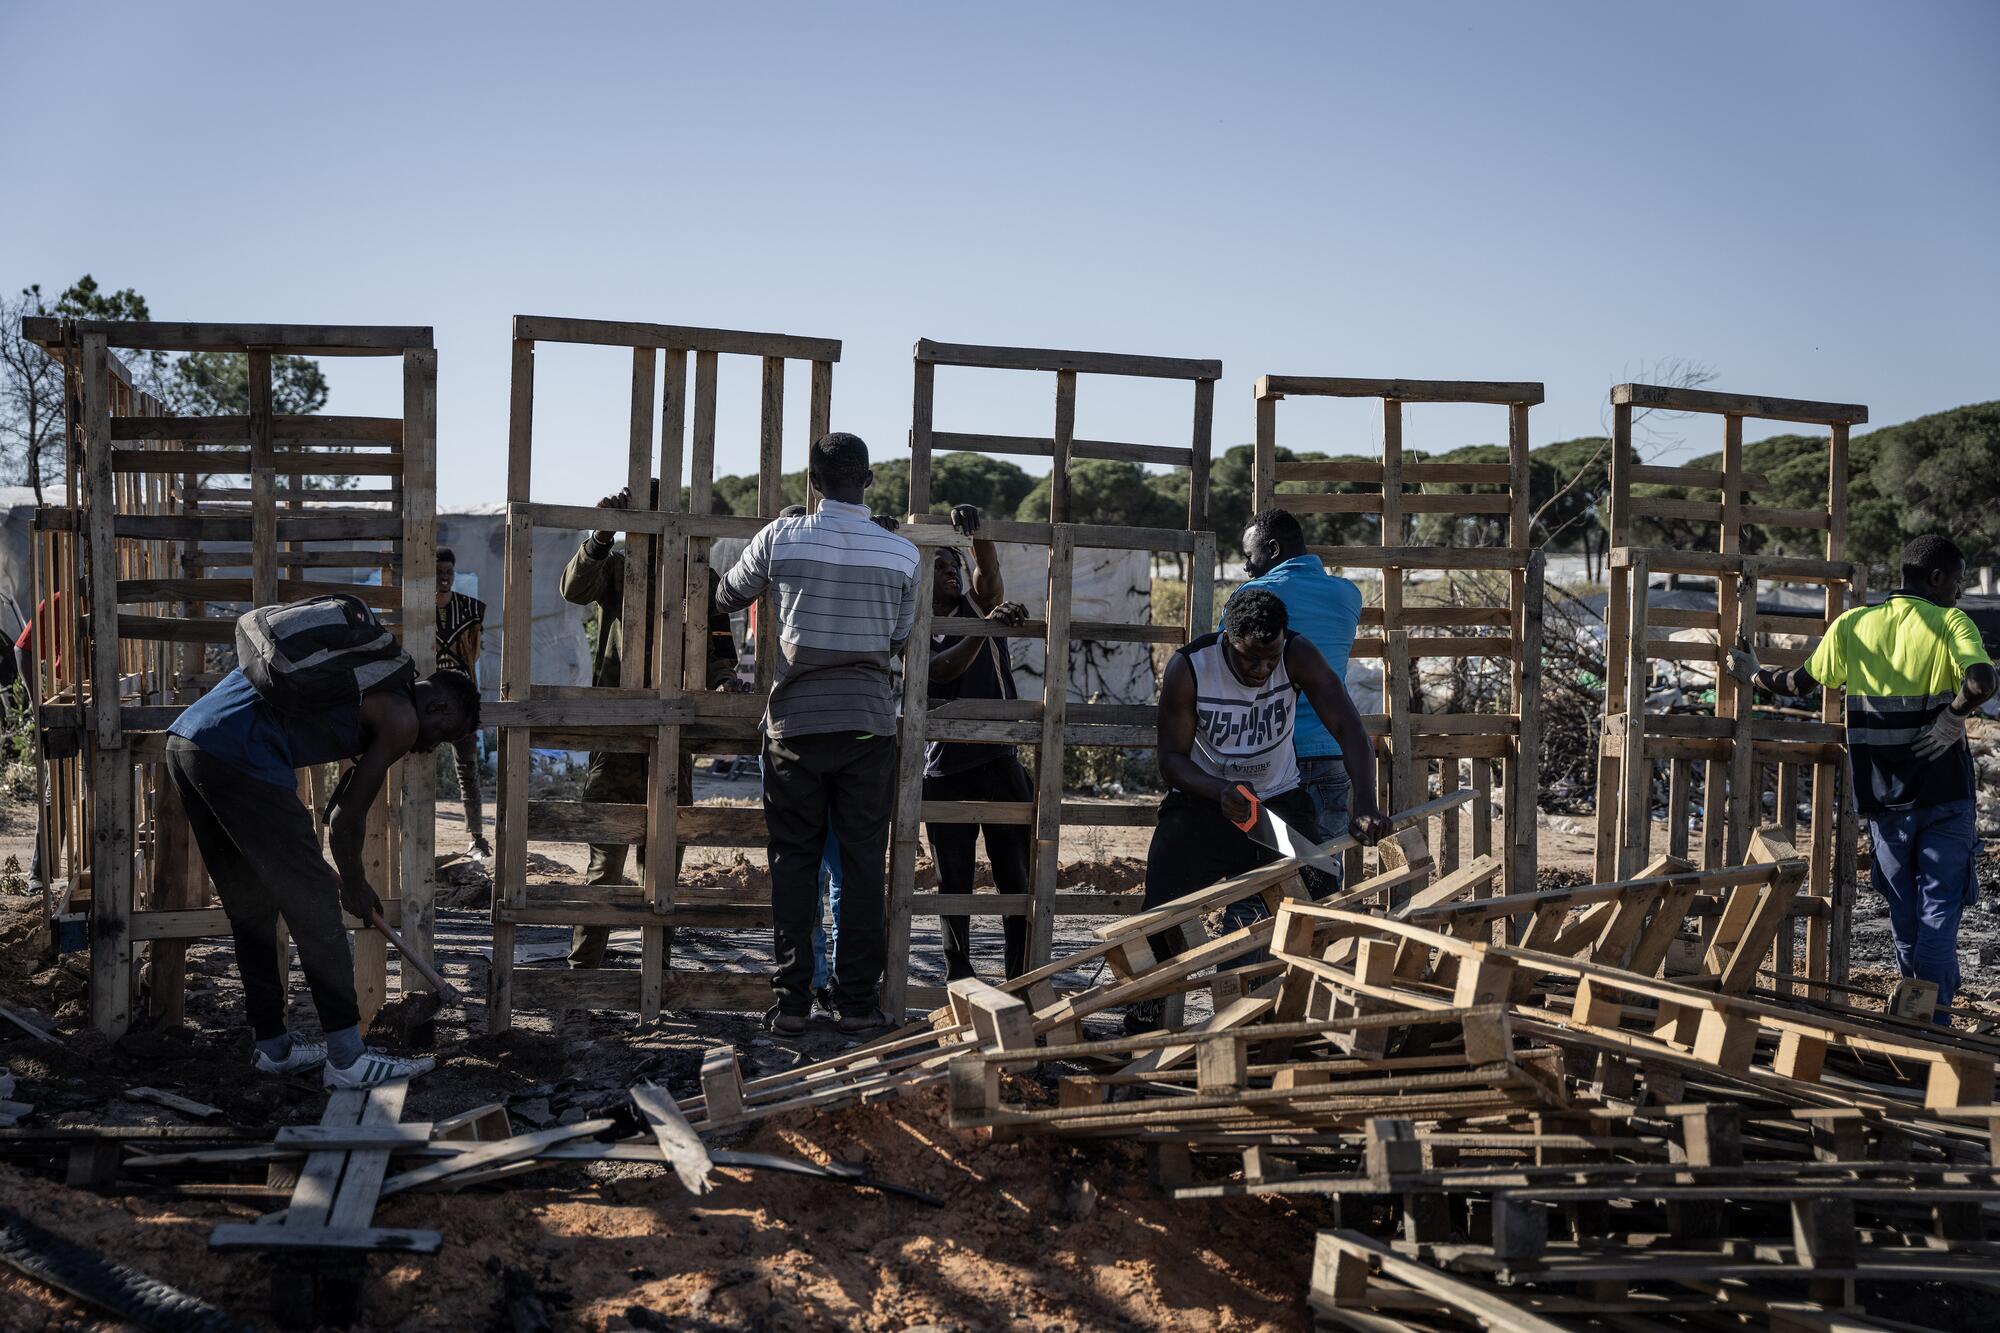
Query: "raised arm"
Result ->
[[559, 488, 633, 607], [713, 524, 774, 616], [328, 693, 419, 924], [1285, 635, 1390, 844], [951, 504, 1004, 612]]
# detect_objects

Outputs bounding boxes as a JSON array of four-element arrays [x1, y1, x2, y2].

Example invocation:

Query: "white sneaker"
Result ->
[[252, 1038, 328, 1075], [322, 1049, 435, 1089]]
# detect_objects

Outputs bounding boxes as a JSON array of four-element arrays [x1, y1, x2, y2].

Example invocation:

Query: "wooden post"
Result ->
[[883, 549, 938, 1017], [1029, 529, 1074, 966], [1252, 389, 1277, 514], [1386, 632, 1413, 815], [907, 355, 934, 518], [398, 349, 439, 991], [1188, 377, 1214, 530], [1512, 551, 1544, 898], [1593, 402, 1632, 882], [82, 335, 135, 1037], [488, 337, 536, 1034], [1617, 553, 1652, 878], [247, 351, 277, 610], [1050, 372, 1076, 524]]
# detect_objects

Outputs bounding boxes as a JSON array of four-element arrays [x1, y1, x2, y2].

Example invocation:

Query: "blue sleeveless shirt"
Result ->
[[168, 668, 376, 788]]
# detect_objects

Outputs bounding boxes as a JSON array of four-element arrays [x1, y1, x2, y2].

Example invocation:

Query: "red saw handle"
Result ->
[[1229, 783, 1261, 833]]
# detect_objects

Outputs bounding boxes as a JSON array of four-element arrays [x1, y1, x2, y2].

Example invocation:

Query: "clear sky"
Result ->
[[4, 1, 1995, 508]]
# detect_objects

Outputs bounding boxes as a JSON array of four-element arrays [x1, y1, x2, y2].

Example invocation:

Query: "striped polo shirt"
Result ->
[[715, 499, 919, 737], [1805, 594, 1993, 814]]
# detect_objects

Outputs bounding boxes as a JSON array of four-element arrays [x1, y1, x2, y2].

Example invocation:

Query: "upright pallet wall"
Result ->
[[22, 318, 438, 1037], [1250, 376, 1545, 901], [885, 339, 1220, 1013], [486, 316, 838, 1031], [1592, 383, 1866, 987]]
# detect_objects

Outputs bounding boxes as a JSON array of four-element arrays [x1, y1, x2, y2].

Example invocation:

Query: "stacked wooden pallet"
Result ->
[[780, 811, 1994, 1330]]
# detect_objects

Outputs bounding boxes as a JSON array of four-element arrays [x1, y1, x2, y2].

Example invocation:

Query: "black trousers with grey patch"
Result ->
[[166, 738, 360, 1040]]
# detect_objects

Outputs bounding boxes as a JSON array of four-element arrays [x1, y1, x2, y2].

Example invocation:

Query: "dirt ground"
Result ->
[[4, 773, 1998, 1331], [0, 1081, 1333, 1332]]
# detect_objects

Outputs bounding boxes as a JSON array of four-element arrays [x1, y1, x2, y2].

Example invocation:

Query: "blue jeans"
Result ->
[[1295, 756, 1352, 898], [810, 830, 843, 991], [1867, 799, 1976, 1018]]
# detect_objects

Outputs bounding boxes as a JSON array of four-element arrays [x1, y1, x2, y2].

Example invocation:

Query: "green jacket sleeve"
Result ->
[[560, 540, 623, 609]]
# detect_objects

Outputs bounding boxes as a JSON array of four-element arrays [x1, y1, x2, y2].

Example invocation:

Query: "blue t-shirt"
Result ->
[[167, 668, 373, 788], [1220, 556, 1362, 759]]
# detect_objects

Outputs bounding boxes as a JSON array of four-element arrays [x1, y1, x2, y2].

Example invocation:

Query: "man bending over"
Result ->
[[167, 654, 480, 1086]]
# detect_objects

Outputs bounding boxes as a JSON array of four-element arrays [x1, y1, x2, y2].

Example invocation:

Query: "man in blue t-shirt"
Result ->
[[1222, 507, 1364, 891], [167, 657, 479, 1087]]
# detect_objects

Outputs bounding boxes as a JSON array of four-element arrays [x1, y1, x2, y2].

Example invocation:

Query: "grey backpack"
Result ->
[[235, 593, 415, 715]]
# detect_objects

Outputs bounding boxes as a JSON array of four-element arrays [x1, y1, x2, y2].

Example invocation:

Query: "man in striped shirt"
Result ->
[[716, 432, 919, 1035]]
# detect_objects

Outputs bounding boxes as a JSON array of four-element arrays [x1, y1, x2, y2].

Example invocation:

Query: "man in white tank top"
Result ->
[[1127, 588, 1390, 1032]]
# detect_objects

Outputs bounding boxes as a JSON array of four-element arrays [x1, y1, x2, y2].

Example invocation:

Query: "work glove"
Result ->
[[1910, 707, 1969, 762], [1727, 639, 1760, 683]]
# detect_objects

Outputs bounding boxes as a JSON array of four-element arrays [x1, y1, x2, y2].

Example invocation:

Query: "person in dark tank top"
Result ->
[[922, 503, 1033, 982], [1126, 588, 1392, 1034]]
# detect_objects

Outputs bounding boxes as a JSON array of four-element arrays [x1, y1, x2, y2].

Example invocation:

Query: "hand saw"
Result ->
[[1230, 783, 1348, 879]]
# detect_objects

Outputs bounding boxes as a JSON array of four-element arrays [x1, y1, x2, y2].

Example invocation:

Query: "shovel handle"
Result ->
[[370, 909, 462, 1006]]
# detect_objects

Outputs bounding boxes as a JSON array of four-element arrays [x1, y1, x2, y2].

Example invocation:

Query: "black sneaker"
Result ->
[[813, 986, 839, 1018], [837, 1007, 892, 1036], [764, 1005, 808, 1037]]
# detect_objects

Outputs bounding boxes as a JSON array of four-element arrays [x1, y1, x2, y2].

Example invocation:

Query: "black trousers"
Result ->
[[1142, 785, 1319, 961], [166, 738, 360, 1040], [449, 732, 483, 840], [925, 754, 1032, 981], [763, 731, 895, 1015]]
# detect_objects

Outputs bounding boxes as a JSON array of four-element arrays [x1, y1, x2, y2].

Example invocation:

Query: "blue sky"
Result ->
[[4, 1, 1995, 507]]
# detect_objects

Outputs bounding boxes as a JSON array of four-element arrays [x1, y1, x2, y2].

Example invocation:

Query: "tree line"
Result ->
[[0, 276, 330, 504], [695, 402, 1998, 587]]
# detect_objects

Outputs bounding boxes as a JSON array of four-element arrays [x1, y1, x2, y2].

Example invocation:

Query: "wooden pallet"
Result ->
[[484, 315, 838, 1030], [1592, 382, 1867, 990], [22, 318, 437, 1038], [1251, 374, 1545, 899]]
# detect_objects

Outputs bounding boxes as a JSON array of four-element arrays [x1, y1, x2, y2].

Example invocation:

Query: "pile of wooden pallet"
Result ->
[[690, 800, 1999, 1330]]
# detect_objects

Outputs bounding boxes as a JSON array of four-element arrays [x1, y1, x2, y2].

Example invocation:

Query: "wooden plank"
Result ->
[[1031, 530, 1075, 966], [1253, 394, 1277, 513], [1308, 545, 1530, 572], [907, 356, 935, 514], [915, 338, 1219, 381], [511, 314, 839, 362], [373, 1119, 616, 1198], [112, 448, 405, 476], [22, 317, 433, 355], [1188, 376, 1213, 528], [1257, 376, 1544, 405], [398, 350, 439, 992], [927, 431, 1192, 467], [1312, 1230, 1566, 1330], [325, 1082, 410, 1231], [883, 548, 938, 1016], [1612, 383, 1867, 426], [630, 1081, 714, 1194], [1050, 371, 1076, 523]]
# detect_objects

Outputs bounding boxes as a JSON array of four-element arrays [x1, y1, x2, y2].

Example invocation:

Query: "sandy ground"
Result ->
[[4, 770, 1998, 1331]]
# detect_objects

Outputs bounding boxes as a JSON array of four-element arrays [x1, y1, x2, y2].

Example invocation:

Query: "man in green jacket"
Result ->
[[563, 482, 736, 968]]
